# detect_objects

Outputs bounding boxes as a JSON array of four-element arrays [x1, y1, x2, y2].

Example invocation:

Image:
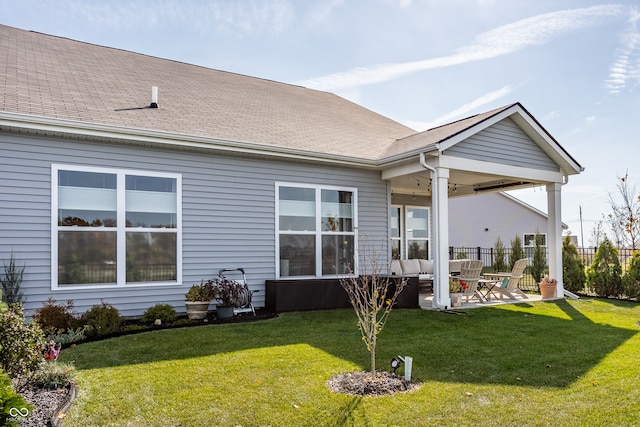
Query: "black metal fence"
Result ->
[[449, 246, 637, 291]]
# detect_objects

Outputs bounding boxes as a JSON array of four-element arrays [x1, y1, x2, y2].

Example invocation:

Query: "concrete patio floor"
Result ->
[[419, 291, 545, 310]]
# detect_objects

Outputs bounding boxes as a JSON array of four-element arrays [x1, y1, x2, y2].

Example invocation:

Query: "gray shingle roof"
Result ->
[[0, 24, 418, 161]]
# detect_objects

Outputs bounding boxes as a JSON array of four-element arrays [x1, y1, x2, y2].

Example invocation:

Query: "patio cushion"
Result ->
[[419, 259, 434, 274], [389, 260, 403, 276], [399, 259, 421, 275]]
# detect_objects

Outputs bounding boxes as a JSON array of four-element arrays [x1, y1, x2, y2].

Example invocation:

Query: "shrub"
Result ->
[[33, 298, 80, 336], [493, 237, 507, 272], [31, 362, 75, 389], [562, 237, 587, 293], [82, 301, 122, 337], [0, 252, 25, 304], [0, 304, 47, 389], [141, 304, 177, 324], [587, 239, 623, 297], [622, 251, 640, 299], [0, 370, 32, 427]]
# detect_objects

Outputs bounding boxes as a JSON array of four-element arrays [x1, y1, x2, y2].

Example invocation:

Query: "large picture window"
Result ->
[[277, 183, 357, 278], [52, 165, 181, 289]]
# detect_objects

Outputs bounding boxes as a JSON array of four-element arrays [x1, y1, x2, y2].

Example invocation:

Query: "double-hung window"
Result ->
[[277, 183, 357, 277], [52, 165, 181, 289], [406, 206, 429, 259], [524, 233, 547, 260]]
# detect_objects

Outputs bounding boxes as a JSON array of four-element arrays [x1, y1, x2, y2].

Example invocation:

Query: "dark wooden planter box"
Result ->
[[265, 276, 418, 312]]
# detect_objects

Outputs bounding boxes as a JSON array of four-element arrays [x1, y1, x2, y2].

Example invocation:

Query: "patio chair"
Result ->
[[482, 258, 529, 300], [457, 260, 485, 303]]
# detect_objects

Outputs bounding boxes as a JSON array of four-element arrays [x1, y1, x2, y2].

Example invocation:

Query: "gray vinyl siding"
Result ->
[[0, 132, 388, 317], [445, 118, 559, 171]]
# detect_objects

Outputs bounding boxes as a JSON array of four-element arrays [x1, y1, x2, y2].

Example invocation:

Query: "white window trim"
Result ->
[[404, 205, 431, 259], [390, 205, 403, 259], [51, 164, 182, 290], [275, 182, 358, 278], [524, 233, 547, 247]]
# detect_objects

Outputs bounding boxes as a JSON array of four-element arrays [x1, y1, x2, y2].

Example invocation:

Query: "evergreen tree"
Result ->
[[622, 251, 640, 299], [586, 238, 623, 297], [493, 237, 507, 272], [562, 237, 586, 293], [509, 235, 526, 270], [530, 233, 547, 284]]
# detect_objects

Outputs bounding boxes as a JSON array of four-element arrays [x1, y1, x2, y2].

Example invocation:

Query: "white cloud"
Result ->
[[65, 0, 294, 35], [298, 4, 624, 91], [405, 85, 513, 131], [305, 0, 345, 28], [605, 7, 640, 94]]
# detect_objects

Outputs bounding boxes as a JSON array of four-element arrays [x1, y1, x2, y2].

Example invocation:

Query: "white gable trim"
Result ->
[[435, 104, 583, 176]]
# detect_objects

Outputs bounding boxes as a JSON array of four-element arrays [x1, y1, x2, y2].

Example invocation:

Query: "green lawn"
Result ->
[[59, 299, 640, 426]]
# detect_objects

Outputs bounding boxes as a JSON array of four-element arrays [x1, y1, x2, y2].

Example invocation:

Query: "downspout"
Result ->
[[560, 175, 578, 299], [420, 152, 448, 310]]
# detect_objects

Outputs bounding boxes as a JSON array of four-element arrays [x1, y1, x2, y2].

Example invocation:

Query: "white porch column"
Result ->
[[547, 182, 563, 297], [432, 167, 450, 308]]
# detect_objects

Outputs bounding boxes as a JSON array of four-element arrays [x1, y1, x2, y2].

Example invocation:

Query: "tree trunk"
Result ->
[[370, 334, 376, 379]]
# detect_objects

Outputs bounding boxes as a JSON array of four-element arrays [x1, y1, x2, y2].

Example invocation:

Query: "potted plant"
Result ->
[[449, 278, 467, 307], [210, 276, 246, 320], [539, 275, 558, 299], [184, 280, 213, 320]]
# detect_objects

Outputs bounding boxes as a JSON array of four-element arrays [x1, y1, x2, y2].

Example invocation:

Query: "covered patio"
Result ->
[[419, 290, 544, 310], [381, 103, 584, 309]]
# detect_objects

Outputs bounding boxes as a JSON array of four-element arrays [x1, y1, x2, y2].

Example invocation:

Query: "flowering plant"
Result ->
[[540, 275, 557, 285], [44, 340, 62, 361], [449, 278, 468, 293], [209, 276, 247, 307]]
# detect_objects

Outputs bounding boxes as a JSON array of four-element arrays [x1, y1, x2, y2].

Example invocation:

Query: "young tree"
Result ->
[[340, 243, 406, 379], [589, 219, 607, 247], [493, 237, 507, 272], [562, 237, 586, 293], [586, 238, 623, 297], [509, 235, 526, 270], [608, 172, 640, 250]]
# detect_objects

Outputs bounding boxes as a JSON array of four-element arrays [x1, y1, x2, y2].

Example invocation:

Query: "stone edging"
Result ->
[[49, 382, 77, 427]]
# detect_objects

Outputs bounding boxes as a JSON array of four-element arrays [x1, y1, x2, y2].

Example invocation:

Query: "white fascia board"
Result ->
[[439, 155, 565, 183], [0, 111, 378, 169], [436, 104, 583, 176], [381, 157, 426, 179]]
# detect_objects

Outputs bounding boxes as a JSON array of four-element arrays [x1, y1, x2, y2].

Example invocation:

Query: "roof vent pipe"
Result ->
[[150, 86, 158, 108]]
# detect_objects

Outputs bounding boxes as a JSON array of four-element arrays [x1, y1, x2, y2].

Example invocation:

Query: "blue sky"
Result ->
[[1, 0, 639, 246]]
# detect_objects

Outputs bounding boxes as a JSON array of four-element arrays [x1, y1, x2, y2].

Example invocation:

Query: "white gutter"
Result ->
[[420, 152, 448, 310], [0, 111, 380, 169]]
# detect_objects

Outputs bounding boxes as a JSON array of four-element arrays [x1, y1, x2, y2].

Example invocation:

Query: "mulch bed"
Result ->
[[64, 309, 277, 348], [19, 383, 76, 427], [327, 371, 421, 396]]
